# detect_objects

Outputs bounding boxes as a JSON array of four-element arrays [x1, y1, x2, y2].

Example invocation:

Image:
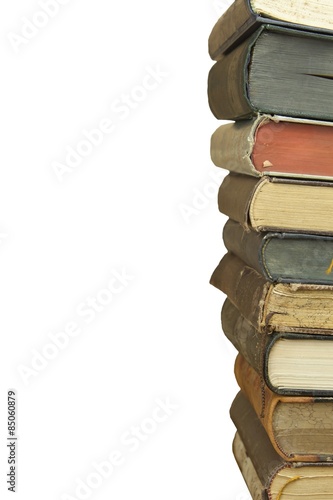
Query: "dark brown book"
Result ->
[[231, 392, 333, 499], [234, 356, 333, 462], [210, 253, 333, 333]]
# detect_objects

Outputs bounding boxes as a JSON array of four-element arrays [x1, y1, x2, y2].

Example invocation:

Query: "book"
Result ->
[[222, 298, 333, 396], [208, 25, 333, 121], [218, 174, 333, 234], [210, 252, 333, 333], [223, 220, 333, 285], [209, 0, 333, 60], [235, 358, 333, 462], [231, 393, 333, 500], [211, 115, 333, 180]]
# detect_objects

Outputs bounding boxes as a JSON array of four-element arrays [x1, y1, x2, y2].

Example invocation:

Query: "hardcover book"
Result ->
[[218, 174, 333, 234], [232, 382, 333, 462], [231, 393, 333, 500], [210, 252, 333, 333], [223, 219, 333, 285], [209, 0, 333, 60], [208, 25, 333, 121], [222, 298, 333, 396], [211, 115, 333, 180]]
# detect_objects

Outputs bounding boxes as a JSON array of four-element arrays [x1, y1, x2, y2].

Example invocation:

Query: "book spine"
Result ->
[[223, 220, 267, 277], [218, 173, 260, 229], [208, 0, 253, 60], [232, 432, 267, 500], [221, 299, 266, 375], [208, 37, 255, 120], [230, 391, 285, 489], [210, 253, 271, 331], [234, 354, 275, 431], [211, 118, 260, 175]]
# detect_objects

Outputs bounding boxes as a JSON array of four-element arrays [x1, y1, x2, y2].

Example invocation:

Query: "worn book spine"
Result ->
[[209, 0, 254, 60], [211, 116, 262, 175], [210, 252, 271, 331], [221, 298, 266, 374], [218, 174, 259, 229], [208, 34, 255, 120], [230, 391, 287, 490], [222, 220, 265, 276], [232, 432, 267, 500]]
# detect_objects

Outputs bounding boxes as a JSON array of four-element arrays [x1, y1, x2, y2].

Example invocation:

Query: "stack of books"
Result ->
[[208, 1, 333, 498]]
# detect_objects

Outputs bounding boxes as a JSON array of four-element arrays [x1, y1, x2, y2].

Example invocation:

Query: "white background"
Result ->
[[0, 1, 249, 499]]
